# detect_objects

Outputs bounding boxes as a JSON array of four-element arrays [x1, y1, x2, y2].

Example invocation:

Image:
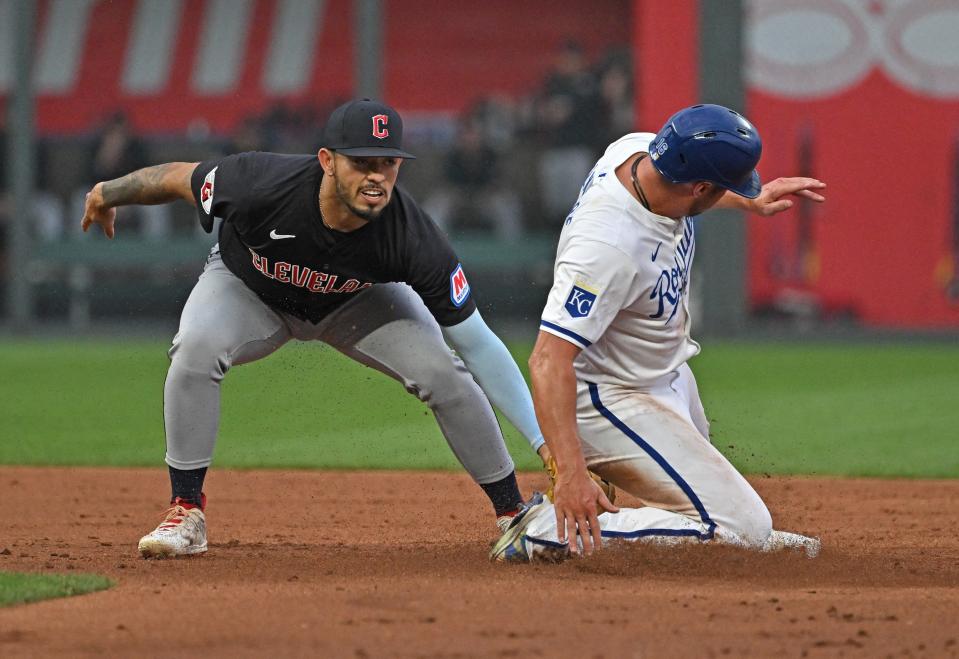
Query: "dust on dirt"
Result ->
[[1, 467, 956, 658]]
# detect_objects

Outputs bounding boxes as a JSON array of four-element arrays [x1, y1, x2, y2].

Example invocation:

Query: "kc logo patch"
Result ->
[[200, 166, 217, 214], [565, 284, 597, 318], [450, 263, 470, 307]]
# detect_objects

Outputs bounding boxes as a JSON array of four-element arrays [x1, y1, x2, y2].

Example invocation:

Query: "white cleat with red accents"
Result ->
[[137, 495, 208, 559]]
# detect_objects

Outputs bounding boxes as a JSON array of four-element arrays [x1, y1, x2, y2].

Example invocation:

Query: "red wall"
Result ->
[[9, 0, 958, 327], [629, 0, 959, 328], [748, 73, 959, 328], [632, 0, 698, 130], [745, 1, 959, 328], [383, 0, 629, 111], [9, 0, 629, 135]]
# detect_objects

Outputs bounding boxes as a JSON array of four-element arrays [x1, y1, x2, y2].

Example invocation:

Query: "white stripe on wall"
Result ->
[[35, 0, 96, 94], [192, 0, 254, 94], [123, 0, 184, 95], [263, 0, 325, 94]]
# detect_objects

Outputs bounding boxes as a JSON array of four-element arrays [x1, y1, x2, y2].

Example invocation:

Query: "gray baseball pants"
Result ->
[[163, 251, 516, 484]]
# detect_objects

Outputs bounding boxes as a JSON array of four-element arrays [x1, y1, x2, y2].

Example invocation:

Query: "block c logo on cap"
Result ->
[[372, 114, 389, 139]]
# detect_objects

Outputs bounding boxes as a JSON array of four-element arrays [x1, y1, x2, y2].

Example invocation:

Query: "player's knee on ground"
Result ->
[[714, 498, 773, 548]]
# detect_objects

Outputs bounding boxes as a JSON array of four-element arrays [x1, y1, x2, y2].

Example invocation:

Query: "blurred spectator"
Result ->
[[468, 95, 520, 152], [227, 116, 271, 154], [0, 109, 7, 218], [0, 110, 7, 280], [0, 109, 64, 244], [534, 40, 604, 223], [424, 117, 523, 241], [260, 102, 329, 154], [74, 112, 171, 239], [597, 49, 635, 142], [91, 112, 148, 183]]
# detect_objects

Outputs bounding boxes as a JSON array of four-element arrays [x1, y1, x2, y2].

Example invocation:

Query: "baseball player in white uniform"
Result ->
[[492, 104, 827, 562]]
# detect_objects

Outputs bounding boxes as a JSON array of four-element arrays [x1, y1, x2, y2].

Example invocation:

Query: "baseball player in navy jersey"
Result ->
[[81, 99, 546, 558], [492, 104, 827, 562]]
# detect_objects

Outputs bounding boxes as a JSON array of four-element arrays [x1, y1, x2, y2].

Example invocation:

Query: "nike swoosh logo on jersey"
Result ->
[[269, 229, 296, 240], [651, 241, 662, 261]]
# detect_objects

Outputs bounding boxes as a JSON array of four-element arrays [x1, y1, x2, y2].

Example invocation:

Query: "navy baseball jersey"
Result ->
[[190, 152, 475, 325]]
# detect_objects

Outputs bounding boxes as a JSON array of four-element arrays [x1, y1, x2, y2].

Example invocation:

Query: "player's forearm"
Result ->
[[714, 189, 754, 212], [528, 346, 587, 475], [441, 312, 545, 451], [467, 348, 545, 452], [99, 162, 197, 208]]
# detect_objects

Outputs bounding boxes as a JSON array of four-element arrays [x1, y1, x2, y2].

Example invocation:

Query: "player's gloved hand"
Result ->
[[552, 468, 619, 556], [81, 182, 118, 239], [544, 454, 616, 511]]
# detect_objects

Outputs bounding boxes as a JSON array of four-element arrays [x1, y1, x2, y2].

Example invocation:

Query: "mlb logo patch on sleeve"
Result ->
[[565, 283, 598, 318], [200, 166, 217, 214], [450, 263, 471, 307]]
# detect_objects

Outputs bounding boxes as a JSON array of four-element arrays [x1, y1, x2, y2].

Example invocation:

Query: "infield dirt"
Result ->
[[1, 467, 957, 658]]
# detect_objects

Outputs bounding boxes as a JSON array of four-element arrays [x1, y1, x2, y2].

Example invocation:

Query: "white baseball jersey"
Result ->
[[540, 133, 701, 388]]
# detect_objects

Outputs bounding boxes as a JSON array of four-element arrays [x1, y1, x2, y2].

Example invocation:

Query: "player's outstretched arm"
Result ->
[[441, 309, 546, 453], [529, 331, 618, 555], [715, 176, 826, 217], [81, 162, 198, 238]]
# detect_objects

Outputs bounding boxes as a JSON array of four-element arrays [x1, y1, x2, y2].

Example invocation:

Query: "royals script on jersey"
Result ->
[[539, 133, 701, 387]]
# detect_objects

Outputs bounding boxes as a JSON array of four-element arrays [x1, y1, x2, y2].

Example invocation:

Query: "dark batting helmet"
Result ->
[[648, 104, 762, 199]]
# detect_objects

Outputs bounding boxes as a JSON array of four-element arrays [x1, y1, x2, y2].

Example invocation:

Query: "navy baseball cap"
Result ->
[[322, 98, 416, 159]]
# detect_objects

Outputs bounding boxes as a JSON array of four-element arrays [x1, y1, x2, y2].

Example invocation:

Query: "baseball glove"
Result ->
[[543, 455, 616, 507]]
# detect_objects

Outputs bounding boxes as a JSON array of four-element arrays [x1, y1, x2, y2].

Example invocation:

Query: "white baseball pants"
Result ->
[[524, 364, 773, 554]]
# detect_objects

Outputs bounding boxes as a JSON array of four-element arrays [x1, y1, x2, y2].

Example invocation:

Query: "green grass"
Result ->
[[0, 572, 113, 608], [0, 339, 956, 477], [691, 342, 959, 477]]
